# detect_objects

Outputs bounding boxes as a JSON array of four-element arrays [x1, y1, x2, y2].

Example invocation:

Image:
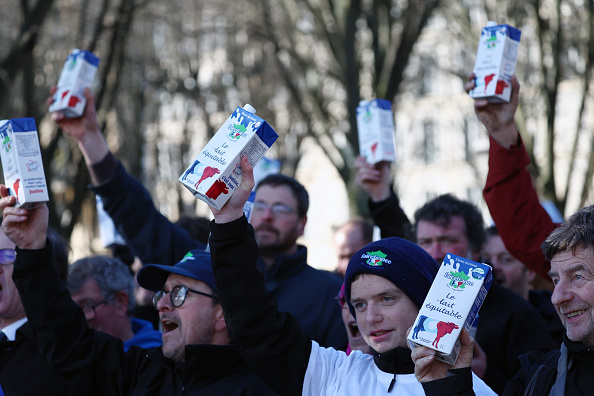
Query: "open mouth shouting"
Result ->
[[347, 320, 362, 340], [161, 316, 180, 335]]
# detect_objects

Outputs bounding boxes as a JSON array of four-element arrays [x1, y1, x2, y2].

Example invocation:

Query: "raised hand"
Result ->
[[210, 155, 255, 224], [465, 73, 521, 149], [0, 185, 48, 250], [354, 156, 391, 202], [410, 327, 474, 382], [47, 87, 108, 165]]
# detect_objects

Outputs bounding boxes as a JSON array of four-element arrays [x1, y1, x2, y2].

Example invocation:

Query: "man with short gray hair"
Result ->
[[68, 255, 162, 350]]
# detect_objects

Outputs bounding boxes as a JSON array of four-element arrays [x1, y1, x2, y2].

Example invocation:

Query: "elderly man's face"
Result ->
[[550, 247, 594, 348], [156, 274, 219, 362]]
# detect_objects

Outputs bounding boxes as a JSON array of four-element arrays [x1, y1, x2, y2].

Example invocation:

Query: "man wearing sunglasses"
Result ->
[[0, 192, 276, 395]]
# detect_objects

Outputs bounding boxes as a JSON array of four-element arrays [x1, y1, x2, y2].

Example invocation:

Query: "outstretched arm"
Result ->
[[355, 156, 413, 240], [466, 75, 556, 281], [209, 157, 310, 396], [49, 88, 204, 265]]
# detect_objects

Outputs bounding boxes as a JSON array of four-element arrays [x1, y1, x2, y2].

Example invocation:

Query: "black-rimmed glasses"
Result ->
[[252, 202, 296, 217], [79, 298, 113, 319], [153, 285, 218, 309]]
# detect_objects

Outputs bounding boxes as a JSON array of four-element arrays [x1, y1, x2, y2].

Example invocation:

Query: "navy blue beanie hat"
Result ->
[[344, 237, 439, 316], [137, 249, 217, 293]]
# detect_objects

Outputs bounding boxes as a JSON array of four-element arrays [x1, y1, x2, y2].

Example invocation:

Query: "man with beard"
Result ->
[[50, 88, 345, 350], [0, 192, 276, 395], [248, 173, 346, 349]]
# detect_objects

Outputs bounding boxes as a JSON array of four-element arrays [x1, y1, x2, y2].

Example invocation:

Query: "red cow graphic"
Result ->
[[370, 142, 378, 160], [432, 321, 459, 348], [68, 95, 81, 107], [206, 179, 229, 200], [13, 179, 20, 202], [483, 74, 496, 92], [495, 80, 509, 94], [195, 166, 220, 188]]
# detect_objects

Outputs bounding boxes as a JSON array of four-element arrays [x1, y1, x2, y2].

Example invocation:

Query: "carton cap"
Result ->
[[486, 21, 497, 27], [243, 104, 256, 114]]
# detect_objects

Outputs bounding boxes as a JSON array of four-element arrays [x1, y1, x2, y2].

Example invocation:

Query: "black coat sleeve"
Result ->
[[13, 245, 132, 395], [209, 216, 311, 396], [422, 368, 477, 396], [368, 191, 414, 240], [92, 160, 204, 266]]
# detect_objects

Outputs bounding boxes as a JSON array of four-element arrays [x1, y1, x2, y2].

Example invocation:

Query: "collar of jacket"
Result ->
[[370, 346, 414, 374], [257, 245, 308, 281], [563, 333, 594, 369]]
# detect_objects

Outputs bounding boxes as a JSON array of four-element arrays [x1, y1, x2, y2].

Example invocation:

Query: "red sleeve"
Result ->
[[483, 135, 557, 281]]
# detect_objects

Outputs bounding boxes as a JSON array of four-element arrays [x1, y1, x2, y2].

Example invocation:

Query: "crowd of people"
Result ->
[[0, 70, 591, 395]]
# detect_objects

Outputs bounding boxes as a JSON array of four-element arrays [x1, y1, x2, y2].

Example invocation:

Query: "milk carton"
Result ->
[[49, 49, 100, 118], [407, 253, 493, 365], [179, 105, 278, 210], [470, 22, 521, 103], [0, 118, 49, 208], [356, 99, 396, 164]]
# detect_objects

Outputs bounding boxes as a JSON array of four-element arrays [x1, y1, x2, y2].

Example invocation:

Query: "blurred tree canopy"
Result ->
[[1, 0, 594, 253]]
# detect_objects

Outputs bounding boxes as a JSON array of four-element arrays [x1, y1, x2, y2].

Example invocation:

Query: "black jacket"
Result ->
[[13, 245, 276, 395], [0, 322, 87, 396]]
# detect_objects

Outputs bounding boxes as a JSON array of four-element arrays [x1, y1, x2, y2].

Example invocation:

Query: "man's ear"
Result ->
[[214, 305, 227, 332], [297, 215, 307, 237], [114, 291, 130, 316]]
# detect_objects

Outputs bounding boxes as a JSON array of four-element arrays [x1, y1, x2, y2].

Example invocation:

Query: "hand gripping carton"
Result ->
[[0, 118, 49, 209], [179, 105, 278, 210], [356, 99, 396, 164], [49, 49, 100, 118], [407, 253, 493, 365], [470, 22, 521, 103]]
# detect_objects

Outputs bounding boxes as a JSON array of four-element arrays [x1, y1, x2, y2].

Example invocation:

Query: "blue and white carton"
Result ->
[[470, 22, 521, 103], [49, 49, 100, 118], [0, 118, 49, 208], [408, 254, 493, 365], [356, 99, 396, 164], [179, 105, 278, 210]]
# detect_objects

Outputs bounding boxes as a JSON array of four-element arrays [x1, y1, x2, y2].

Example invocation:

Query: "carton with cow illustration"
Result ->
[[469, 22, 521, 103], [179, 104, 278, 210], [356, 99, 396, 164], [407, 253, 493, 365], [49, 49, 100, 118], [0, 118, 49, 209]]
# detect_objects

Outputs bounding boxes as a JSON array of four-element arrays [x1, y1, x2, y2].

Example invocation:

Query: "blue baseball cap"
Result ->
[[137, 249, 217, 293]]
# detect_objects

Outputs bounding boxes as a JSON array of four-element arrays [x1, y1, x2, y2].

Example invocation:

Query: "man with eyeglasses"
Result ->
[[0, 193, 276, 395], [67, 256, 162, 351], [50, 89, 345, 350]]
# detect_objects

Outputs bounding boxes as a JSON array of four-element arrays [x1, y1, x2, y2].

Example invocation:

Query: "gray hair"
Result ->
[[67, 255, 135, 316], [542, 205, 594, 261]]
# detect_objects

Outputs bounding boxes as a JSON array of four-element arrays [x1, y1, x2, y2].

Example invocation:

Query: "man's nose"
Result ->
[[426, 242, 444, 262], [551, 279, 572, 307]]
